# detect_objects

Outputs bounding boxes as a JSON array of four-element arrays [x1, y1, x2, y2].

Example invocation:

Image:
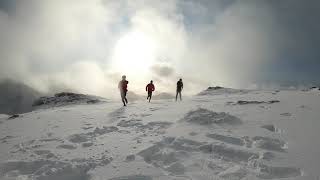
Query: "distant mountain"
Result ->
[[0, 80, 42, 114]]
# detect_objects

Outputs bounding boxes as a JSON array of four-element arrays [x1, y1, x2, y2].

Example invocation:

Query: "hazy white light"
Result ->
[[112, 31, 156, 75]]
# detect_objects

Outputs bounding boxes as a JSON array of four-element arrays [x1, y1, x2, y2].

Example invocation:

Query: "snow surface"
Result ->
[[0, 88, 320, 180]]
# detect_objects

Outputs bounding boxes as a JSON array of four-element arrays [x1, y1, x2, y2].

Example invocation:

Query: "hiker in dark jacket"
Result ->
[[146, 80, 155, 102], [176, 78, 183, 101], [118, 75, 129, 106]]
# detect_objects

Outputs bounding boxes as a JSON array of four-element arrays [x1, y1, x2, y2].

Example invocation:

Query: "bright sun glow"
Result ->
[[112, 31, 156, 75]]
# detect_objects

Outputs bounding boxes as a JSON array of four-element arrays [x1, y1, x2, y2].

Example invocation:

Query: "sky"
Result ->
[[0, 0, 319, 97]]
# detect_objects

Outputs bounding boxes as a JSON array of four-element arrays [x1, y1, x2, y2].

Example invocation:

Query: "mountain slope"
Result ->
[[0, 89, 319, 179]]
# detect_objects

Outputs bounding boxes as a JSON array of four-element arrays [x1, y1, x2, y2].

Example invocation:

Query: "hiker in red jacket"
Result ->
[[146, 80, 155, 102], [118, 75, 129, 106]]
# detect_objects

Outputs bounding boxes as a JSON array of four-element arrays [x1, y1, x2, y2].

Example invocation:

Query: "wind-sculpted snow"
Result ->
[[200, 143, 260, 162], [117, 119, 172, 134], [0, 157, 112, 180], [206, 133, 245, 146], [257, 164, 302, 179], [137, 137, 204, 175], [137, 135, 301, 179], [68, 126, 119, 143], [252, 136, 287, 152], [181, 108, 242, 126]]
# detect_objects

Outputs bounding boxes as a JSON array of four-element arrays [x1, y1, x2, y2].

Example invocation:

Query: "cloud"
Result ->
[[151, 64, 175, 77], [0, 0, 319, 97]]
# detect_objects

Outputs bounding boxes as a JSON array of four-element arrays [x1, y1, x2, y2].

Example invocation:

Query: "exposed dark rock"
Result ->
[[208, 86, 223, 90], [32, 92, 104, 108], [8, 114, 19, 120]]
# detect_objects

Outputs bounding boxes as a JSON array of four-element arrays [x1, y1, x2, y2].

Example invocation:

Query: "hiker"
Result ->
[[176, 78, 183, 101], [118, 75, 129, 106], [146, 80, 155, 102]]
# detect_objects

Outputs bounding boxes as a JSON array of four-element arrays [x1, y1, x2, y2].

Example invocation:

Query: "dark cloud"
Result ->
[[0, 0, 17, 15]]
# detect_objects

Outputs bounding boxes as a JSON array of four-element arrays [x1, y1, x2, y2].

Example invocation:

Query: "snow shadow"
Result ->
[[137, 136, 301, 179], [181, 108, 242, 126]]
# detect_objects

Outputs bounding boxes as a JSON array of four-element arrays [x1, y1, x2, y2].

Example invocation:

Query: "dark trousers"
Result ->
[[120, 90, 128, 105], [147, 91, 153, 102], [176, 90, 182, 101]]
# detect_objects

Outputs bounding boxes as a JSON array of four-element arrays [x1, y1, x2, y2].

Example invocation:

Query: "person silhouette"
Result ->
[[146, 80, 155, 102], [118, 75, 129, 106], [176, 78, 183, 101]]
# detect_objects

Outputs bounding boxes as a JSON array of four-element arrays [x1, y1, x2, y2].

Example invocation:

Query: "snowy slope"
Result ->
[[0, 88, 320, 180]]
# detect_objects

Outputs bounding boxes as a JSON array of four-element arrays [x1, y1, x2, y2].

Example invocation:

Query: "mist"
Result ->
[[1, 0, 319, 98]]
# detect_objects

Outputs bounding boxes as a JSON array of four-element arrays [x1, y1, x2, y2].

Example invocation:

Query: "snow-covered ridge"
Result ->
[[197, 86, 251, 96], [32, 92, 106, 108]]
